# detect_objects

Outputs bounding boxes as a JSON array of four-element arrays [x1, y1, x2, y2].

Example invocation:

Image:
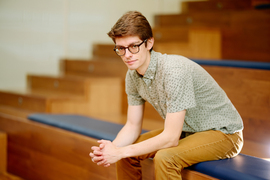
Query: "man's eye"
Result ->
[[117, 47, 125, 50], [131, 45, 138, 49]]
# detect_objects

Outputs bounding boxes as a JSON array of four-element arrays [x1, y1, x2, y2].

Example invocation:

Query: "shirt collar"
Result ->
[[135, 50, 157, 86]]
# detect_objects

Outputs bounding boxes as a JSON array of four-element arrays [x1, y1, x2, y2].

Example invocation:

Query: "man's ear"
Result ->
[[147, 37, 154, 50]]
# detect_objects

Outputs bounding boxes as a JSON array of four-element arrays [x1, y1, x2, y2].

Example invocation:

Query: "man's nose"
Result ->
[[125, 48, 132, 57]]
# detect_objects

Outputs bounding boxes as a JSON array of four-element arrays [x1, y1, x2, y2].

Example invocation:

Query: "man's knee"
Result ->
[[153, 149, 184, 169]]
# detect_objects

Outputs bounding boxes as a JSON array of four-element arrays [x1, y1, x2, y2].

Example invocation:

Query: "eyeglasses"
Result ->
[[114, 39, 147, 56]]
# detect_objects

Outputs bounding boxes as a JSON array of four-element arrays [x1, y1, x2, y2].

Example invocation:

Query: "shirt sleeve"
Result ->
[[125, 72, 145, 106], [164, 67, 197, 113]]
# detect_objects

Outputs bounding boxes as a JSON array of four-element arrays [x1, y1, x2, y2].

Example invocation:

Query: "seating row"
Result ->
[[24, 112, 270, 180]]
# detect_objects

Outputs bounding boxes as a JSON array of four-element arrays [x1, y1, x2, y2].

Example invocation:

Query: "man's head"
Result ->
[[108, 11, 154, 75], [107, 11, 153, 43]]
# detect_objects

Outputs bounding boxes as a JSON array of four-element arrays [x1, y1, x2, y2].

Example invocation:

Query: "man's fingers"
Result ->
[[93, 149, 103, 155], [97, 159, 107, 166], [91, 146, 100, 151], [92, 156, 104, 163], [99, 143, 105, 149]]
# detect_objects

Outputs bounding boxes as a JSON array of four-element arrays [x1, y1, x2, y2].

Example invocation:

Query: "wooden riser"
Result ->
[[27, 75, 89, 99], [154, 27, 222, 59], [62, 60, 127, 78], [92, 44, 118, 59], [181, 0, 253, 13], [27, 75, 124, 116]]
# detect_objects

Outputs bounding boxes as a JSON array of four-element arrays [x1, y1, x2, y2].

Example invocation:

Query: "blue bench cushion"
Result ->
[[192, 59, 270, 70], [28, 113, 148, 141], [191, 154, 270, 180]]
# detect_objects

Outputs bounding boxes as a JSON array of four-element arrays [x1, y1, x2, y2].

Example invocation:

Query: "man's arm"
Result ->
[[89, 104, 144, 166], [113, 104, 144, 147], [99, 110, 185, 165]]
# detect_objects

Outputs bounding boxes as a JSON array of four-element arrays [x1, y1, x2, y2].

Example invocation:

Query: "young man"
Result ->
[[89, 11, 243, 180]]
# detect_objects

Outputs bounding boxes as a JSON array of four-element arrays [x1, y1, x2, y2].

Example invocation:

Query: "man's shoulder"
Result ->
[[154, 51, 193, 70]]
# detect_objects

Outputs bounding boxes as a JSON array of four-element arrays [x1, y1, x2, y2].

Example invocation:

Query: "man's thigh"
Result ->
[[155, 130, 243, 167]]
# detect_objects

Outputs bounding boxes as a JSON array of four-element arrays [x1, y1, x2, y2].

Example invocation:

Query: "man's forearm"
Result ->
[[112, 122, 141, 147], [119, 130, 179, 159]]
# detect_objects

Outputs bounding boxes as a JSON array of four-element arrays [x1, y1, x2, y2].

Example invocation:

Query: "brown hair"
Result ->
[[107, 11, 153, 43]]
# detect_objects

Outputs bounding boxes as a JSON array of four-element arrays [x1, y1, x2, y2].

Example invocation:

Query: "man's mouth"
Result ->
[[125, 60, 137, 65]]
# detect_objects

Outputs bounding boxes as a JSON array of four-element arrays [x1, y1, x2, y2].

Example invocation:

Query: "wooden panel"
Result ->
[[63, 60, 127, 78], [27, 75, 89, 98], [0, 89, 93, 115], [154, 11, 230, 28], [0, 173, 25, 180], [222, 13, 270, 62], [202, 66, 270, 144], [155, 10, 270, 62], [83, 77, 123, 115], [27, 75, 124, 115], [0, 91, 49, 112], [0, 131, 7, 173], [155, 27, 221, 59], [153, 27, 189, 42], [0, 113, 117, 180], [181, 0, 252, 13], [92, 44, 118, 59]]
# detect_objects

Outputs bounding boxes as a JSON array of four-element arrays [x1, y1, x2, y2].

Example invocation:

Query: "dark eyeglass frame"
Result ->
[[114, 39, 147, 56]]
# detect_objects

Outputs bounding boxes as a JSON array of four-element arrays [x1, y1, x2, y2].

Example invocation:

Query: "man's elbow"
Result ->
[[165, 139, 179, 148], [171, 139, 179, 147]]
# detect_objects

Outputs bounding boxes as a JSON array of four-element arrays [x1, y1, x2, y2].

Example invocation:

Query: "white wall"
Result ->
[[0, 0, 183, 90]]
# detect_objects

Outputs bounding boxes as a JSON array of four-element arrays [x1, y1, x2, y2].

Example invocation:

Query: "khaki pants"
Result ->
[[116, 129, 243, 180]]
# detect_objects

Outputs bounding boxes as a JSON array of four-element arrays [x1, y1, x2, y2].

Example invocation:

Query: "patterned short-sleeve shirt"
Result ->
[[125, 51, 243, 134]]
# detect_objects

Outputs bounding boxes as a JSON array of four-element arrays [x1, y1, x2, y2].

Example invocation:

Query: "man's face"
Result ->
[[115, 36, 153, 75]]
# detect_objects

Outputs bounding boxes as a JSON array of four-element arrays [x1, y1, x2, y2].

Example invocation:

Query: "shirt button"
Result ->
[[149, 86, 151, 89]]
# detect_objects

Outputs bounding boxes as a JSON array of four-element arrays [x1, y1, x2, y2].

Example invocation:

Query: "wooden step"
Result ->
[[154, 9, 269, 28], [153, 26, 189, 42], [154, 10, 270, 62], [92, 44, 118, 59], [27, 75, 89, 99], [181, 0, 253, 13], [155, 27, 221, 59], [0, 89, 94, 116], [27, 75, 124, 116], [62, 59, 127, 78]]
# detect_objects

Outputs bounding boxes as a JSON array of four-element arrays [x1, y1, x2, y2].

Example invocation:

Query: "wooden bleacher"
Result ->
[[154, 3, 270, 62], [0, 0, 270, 179]]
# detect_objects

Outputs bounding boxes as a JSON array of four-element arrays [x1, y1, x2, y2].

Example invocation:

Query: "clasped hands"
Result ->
[[89, 140, 121, 167]]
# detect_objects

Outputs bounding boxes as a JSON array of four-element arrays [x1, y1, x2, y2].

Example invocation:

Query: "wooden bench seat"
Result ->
[[23, 113, 270, 180], [0, 112, 218, 180]]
